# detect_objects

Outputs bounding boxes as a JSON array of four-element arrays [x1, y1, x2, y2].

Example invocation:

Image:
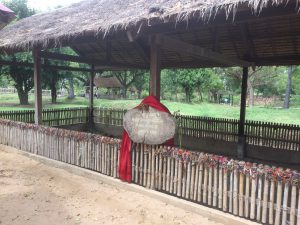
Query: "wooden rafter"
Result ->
[[227, 25, 240, 59], [289, 17, 298, 55], [239, 23, 257, 60], [160, 35, 252, 67], [266, 21, 277, 56]]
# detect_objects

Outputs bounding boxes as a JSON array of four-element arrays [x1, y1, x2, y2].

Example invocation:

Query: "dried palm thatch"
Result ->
[[94, 76, 123, 88], [0, 0, 298, 53]]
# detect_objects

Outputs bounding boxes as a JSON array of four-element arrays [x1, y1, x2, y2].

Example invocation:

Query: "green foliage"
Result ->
[[161, 68, 223, 102]]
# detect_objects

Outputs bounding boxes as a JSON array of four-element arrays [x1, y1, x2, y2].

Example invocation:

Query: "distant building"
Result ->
[[0, 3, 15, 29]]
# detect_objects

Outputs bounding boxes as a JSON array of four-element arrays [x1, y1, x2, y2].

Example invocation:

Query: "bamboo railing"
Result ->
[[94, 108, 300, 152], [0, 107, 299, 151], [0, 119, 299, 225], [0, 108, 89, 126]]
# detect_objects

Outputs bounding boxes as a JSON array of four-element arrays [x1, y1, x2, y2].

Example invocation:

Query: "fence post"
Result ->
[[237, 67, 248, 159], [89, 65, 95, 127]]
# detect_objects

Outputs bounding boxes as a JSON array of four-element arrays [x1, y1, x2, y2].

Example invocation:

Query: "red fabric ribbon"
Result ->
[[118, 95, 174, 182]]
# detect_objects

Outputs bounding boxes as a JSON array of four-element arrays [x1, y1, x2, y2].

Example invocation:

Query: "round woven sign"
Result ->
[[123, 106, 176, 145]]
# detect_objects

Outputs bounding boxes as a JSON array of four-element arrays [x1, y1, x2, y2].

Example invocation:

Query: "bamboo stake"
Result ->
[[262, 173, 269, 224], [174, 158, 178, 194], [139, 144, 144, 185], [162, 155, 167, 190], [177, 161, 182, 197], [238, 162, 245, 217], [135, 144, 139, 183], [223, 169, 228, 211], [193, 164, 199, 201], [281, 182, 289, 225], [186, 161, 191, 199], [218, 165, 223, 209], [256, 168, 263, 222], [198, 163, 203, 202], [274, 181, 283, 225], [289, 184, 297, 225], [150, 146, 155, 189], [229, 169, 233, 213], [233, 163, 238, 215], [158, 151, 163, 190], [182, 163, 186, 198], [213, 165, 218, 207], [143, 145, 147, 187], [208, 165, 213, 205], [297, 188, 300, 225], [203, 165, 208, 203], [269, 179, 275, 225], [250, 174, 257, 219], [166, 157, 171, 192]]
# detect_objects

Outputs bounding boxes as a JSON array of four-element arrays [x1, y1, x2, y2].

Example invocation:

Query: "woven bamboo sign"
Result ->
[[123, 106, 176, 145]]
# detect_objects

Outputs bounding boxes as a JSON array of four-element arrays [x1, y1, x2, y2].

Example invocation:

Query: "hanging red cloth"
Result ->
[[118, 95, 174, 182]]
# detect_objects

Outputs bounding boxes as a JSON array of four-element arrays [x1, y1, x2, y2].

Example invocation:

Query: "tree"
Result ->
[[283, 66, 294, 109], [132, 71, 148, 99], [0, 0, 35, 105], [0, 53, 34, 104], [114, 71, 139, 99], [176, 69, 212, 103]]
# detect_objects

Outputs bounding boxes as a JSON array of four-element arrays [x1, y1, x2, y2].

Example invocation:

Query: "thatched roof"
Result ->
[[0, 0, 298, 52], [94, 76, 123, 88], [0, 0, 299, 67], [0, 3, 15, 29]]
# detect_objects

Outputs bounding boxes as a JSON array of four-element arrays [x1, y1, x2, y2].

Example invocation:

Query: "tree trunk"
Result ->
[[68, 77, 75, 99], [122, 87, 127, 99], [51, 85, 57, 104], [17, 90, 29, 105], [137, 90, 142, 99], [50, 78, 57, 104], [283, 66, 293, 109], [248, 80, 254, 106], [185, 88, 189, 102]]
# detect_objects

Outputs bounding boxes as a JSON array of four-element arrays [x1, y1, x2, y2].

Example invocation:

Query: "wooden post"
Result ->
[[150, 35, 161, 101], [237, 67, 248, 159], [89, 65, 95, 125], [33, 48, 42, 125]]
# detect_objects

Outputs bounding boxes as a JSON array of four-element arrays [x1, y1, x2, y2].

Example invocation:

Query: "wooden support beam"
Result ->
[[89, 65, 95, 125], [160, 35, 252, 67], [40, 51, 147, 70], [150, 35, 161, 101], [32, 48, 42, 125], [0, 59, 102, 72], [237, 67, 249, 159]]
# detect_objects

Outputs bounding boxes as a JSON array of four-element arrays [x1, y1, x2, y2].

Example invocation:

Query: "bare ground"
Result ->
[[0, 145, 236, 225]]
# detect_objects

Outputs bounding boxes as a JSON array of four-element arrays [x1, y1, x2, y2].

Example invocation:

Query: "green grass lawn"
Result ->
[[0, 94, 299, 125]]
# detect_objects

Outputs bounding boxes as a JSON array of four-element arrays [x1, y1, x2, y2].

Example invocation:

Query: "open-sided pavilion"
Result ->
[[1, 0, 299, 158], [0, 1, 300, 224]]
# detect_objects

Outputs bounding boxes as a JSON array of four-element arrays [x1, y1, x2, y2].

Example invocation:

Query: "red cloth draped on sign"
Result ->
[[118, 95, 174, 182]]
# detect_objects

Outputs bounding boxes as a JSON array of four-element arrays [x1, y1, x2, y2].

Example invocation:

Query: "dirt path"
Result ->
[[0, 145, 232, 225]]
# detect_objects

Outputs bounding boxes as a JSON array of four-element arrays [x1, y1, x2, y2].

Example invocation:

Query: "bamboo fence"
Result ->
[[0, 107, 299, 151], [0, 108, 88, 126], [0, 118, 299, 225]]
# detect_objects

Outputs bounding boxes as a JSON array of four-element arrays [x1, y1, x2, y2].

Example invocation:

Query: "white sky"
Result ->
[[28, 0, 81, 11]]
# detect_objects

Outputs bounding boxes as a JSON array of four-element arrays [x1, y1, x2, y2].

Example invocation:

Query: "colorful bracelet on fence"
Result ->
[[1, 118, 299, 186]]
